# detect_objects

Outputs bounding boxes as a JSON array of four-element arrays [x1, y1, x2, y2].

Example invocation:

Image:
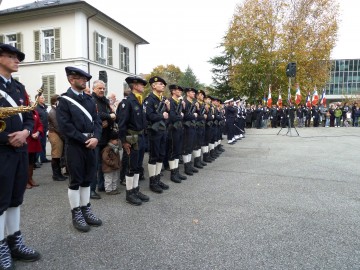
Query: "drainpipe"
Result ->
[[87, 12, 98, 85]]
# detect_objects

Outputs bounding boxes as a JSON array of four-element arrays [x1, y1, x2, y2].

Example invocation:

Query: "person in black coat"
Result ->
[[224, 98, 237, 143], [89, 80, 116, 199], [116, 76, 149, 205], [57, 66, 102, 232], [144, 76, 170, 193], [0, 43, 40, 268]]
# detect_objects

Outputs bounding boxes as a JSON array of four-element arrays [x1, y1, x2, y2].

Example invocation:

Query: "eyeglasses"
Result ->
[[1, 54, 19, 60]]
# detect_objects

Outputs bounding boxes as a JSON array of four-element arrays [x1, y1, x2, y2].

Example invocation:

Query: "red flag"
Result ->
[[312, 87, 319, 106], [267, 85, 272, 107], [295, 85, 301, 105], [277, 93, 282, 108], [306, 92, 311, 108], [320, 89, 326, 106]]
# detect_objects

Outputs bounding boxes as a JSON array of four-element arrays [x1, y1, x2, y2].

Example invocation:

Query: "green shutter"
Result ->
[[0, 35, 4, 43], [54, 28, 61, 59], [41, 75, 55, 104], [120, 44, 124, 70], [34, 30, 40, 61], [42, 76, 49, 103], [94, 31, 99, 62], [16, 33, 22, 52], [107, 38, 112, 66], [125, 47, 129, 72]]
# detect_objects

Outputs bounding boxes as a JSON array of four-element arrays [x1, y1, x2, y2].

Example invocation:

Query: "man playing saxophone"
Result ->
[[0, 43, 40, 270]]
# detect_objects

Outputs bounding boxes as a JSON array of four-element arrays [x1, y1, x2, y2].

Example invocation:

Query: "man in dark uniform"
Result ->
[[0, 43, 40, 269], [144, 76, 170, 193], [182, 87, 199, 175], [116, 76, 149, 205], [193, 89, 207, 169], [57, 67, 102, 232], [224, 98, 237, 144], [167, 84, 187, 183], [203, 95, 214, 163]]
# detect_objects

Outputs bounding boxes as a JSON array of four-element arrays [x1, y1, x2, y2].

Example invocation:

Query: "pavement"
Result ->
[[15, 127, 360, 270]]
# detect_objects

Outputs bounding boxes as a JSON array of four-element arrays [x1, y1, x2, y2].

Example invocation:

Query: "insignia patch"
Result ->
[[134, 106, 139, 111], [154, 104, 158, 109], [122, 103, 125, 108], [19, 98, 24, 105]]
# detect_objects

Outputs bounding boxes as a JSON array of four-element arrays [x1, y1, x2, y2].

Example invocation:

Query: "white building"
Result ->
[[0, 0, 148, 103]]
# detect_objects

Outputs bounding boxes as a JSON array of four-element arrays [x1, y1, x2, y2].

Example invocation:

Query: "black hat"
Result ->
[[149, 76, 167, 86], [0, 43, 25, 62], [184, 87, 197, 94], [65, 66, 92, 81], [169, 84, 183, 92], [197, 89, 206, 97], [125, 76, 147, 86]]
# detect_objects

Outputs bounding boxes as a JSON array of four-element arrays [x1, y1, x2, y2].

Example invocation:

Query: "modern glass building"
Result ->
[[326, 59, 360, 100]]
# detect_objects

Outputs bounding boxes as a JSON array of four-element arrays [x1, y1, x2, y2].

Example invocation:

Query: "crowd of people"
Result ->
[[242, 102, 360, 129]]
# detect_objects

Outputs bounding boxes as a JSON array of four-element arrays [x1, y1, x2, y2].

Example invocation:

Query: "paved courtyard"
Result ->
[[16, 127, 360, 269]]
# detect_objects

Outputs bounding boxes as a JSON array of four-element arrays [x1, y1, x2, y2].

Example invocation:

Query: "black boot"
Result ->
[[203, 153, 212, 163], [218, 145, 225, 152], [210, 149, 218, 159], [215, 146, 222, 155], [157, 175, 169, 190], [80, 203, 102, 226], [184, 162, 193, 176], [126, 189, 142, 205], [176, 168, 187, 180], [190, 161, 199, 173], [139, 167, 145, 181], [0, 238, 14, 270], [71, 207, 90, 232], [194, 157, 203, 169], [7, 231, 41, 262], [179, 155, 184, 164], [134, 186, 149, 202], [170, 169, 182, 183], [149, 176, 163, 193], [200, 156, 207, 166], [51, 159, 67, 181]]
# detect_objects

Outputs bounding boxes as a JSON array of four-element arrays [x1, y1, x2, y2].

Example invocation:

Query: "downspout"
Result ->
[[134, 42, 143, 75], [87, 12, 98, 84]]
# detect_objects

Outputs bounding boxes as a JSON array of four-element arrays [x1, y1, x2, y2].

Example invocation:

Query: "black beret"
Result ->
[[184, 87, 197, 94], [149, 76, 167, 86], [65, 66, 92, 81], [197, 89, 206, 97], [125, 76, 147, 86], [0, 43, 25, 62], [169, 84, 183, 92]]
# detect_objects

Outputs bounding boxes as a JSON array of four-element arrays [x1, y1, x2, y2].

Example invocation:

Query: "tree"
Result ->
[[220, 0, 339, 102], [178, 66, 201, 90], [144, 64, 183, 97]]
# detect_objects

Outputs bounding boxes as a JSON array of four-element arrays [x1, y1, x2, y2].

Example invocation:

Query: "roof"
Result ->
[[0, 0, 149, 44]]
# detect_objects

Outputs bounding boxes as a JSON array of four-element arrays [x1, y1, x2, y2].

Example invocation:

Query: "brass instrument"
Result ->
[[0, 86, 44, 132]]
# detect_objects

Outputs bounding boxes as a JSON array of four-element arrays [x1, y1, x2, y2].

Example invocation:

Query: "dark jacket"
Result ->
[[36, 103, 48, 131]]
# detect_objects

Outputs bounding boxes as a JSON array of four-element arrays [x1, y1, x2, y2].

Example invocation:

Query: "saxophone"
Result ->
[[0, 85, 44, 133]]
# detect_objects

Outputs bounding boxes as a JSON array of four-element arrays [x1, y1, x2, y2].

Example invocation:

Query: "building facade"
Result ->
[[0, 0, 148, 102], [326, 59, 360, 101]]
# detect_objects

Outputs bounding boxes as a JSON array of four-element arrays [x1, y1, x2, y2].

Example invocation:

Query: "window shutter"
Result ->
[[34, 30, 40, 61], [94, 31, 99, 62], [54, 28, 61, 59], [42, 75, 55, 104], [16, 33, 22, 52], [125, 47, 129, 72], [107, 38, 112, 66], [120, 44, 124, 70], [0, 35, 4, 43]]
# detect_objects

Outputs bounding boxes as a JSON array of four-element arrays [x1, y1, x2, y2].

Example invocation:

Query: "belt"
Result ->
[[127, 129, 144, 135]]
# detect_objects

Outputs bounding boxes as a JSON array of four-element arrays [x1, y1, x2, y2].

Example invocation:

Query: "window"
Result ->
[[41, 75, 56, 104], [0, 33, 23, 52], [94, 32, 113, 66], [119, 44, 129, 72], [34, 28, 61, 61]]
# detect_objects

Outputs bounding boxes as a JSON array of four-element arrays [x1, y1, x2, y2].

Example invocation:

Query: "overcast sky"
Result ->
[[1, 0, 359, 85]]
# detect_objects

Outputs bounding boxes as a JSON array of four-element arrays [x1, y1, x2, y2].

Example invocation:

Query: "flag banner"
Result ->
[[263, 93, 267, 106], [312, 87, 319, 106], [320, 89, 326, 106], [306, 92, 311, 108], [295, 84, 301, 105], [267, 85, 272, 107], [277, 93, 282, 108]]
